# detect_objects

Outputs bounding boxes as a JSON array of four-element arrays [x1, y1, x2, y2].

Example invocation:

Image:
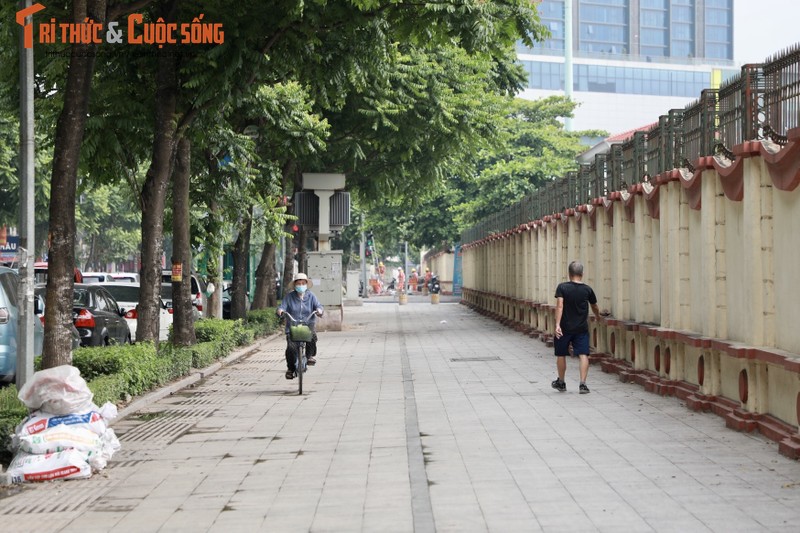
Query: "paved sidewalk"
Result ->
[[2, 302, 800, 532]]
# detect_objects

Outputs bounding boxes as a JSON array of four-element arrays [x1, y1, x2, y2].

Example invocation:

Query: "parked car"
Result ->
[[33, 261, 83, 284], [81, 272, 116, 283], [34, 285, 82, 351], [99, 282, 171, 341], [108, 272, 139, 283], [0, 267, 44, 383], [222, 283, 251, 319], [161, 270, 207, 316], [72, 284, 131, 346], [160, 283, 201, 323]]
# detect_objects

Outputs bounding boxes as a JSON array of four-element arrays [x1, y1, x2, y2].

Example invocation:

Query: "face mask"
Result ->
[[296, 285, 307, 293]]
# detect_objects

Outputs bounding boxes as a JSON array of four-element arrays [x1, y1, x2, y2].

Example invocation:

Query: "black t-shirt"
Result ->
[[555, 281, 597, 334]]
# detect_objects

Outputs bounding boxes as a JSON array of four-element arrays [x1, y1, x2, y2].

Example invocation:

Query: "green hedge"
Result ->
[[195, 319, 237, 351], [190, 341, 224, 368], [158, 344, 194, 378], [247, 308, 281, 337]]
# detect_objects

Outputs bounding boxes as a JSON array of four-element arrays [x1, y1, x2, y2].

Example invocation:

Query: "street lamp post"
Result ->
[[17, 0, 36, 388]]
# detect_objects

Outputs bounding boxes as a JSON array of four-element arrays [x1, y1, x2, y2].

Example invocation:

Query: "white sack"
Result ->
[[17, 365, 94, 415], [6, 450, 92, 483]]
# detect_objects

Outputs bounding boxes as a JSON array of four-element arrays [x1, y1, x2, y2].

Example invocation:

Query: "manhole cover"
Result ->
[[450, 357, 501, 362]]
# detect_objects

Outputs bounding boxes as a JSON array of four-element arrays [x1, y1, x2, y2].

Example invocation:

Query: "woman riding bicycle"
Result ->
[[276, 273, 324, 380]]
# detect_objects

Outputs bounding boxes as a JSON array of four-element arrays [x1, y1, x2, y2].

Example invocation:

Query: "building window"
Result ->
[[533, 0, 566, 50], [705, 0, 732, 59], [579, 0, 629, 54], [521, 59, 710, 98]]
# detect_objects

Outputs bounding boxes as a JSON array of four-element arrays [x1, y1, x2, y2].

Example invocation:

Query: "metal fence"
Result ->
[[461, 45, 800, 245]]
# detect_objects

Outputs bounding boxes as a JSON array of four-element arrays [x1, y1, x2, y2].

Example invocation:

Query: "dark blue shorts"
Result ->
[[554, 331, 590, 357]]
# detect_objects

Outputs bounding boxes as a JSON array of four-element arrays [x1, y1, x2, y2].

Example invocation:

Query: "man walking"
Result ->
[[552, 261, 602, 394]]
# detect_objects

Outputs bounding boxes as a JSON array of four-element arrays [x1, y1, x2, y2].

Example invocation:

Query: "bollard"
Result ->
[[399, 293, 408, 305], [431, 293, 439, 304]]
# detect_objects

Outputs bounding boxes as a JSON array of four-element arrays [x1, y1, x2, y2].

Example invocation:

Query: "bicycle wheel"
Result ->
[[297, 343, 304, 395]]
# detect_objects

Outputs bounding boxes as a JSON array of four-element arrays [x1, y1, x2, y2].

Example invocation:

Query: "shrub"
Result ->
[[87, 373, 129, 405], [194, 319, 237, 350], [0, 384, 25, 417], [247, 308, 281, 337], [236, 327, 255, 346], [190, 341, 223, 368], [74, 343, 162, 398], [158, 344, 193, 379]]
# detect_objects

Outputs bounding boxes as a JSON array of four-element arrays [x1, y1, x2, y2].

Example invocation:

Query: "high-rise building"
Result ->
[[520, 0, 738, 133]]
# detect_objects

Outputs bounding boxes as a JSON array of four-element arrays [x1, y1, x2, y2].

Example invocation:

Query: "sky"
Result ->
[[734, 0, 799, 64]]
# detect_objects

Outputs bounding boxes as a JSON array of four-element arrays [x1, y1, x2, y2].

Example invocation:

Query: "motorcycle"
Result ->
[[428, 274, 440, 294]]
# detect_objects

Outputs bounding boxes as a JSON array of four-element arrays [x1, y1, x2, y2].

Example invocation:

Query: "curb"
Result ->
[[113, 332, 282, 423]]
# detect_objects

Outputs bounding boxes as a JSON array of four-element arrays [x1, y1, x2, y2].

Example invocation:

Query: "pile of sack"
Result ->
[[5, 365, 121, 483]]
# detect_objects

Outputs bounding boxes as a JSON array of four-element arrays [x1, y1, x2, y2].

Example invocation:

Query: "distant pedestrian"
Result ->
[[552, 261, 602, 394], [423, 267, 432, 294], [396, 267, 405, 293], [409, 268, 419, 292]]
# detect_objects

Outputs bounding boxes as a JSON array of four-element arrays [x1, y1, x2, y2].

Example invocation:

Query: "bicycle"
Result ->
[[281, 311, 320, 395]]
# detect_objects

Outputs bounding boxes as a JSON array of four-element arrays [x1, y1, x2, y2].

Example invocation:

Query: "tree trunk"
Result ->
[[171, 137, 195, 345], [231, 206, 253, 320], [42, 0, 105, 369], [137, 49, 177, 343], [252, 241, 276, 309], [206, 215, 223, 319]]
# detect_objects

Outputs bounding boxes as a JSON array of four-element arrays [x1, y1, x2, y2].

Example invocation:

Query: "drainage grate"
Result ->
[[450, 356, 501, 362], [0, 479, 115, 515], [178, 394, 236, 406], [119, 407, 215, 444]]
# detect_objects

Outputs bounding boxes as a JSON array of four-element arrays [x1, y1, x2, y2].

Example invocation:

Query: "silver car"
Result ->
[[0, 267, 44, 383]]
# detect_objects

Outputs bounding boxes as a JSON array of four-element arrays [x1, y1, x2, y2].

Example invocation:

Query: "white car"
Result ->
[[99, 282, 172, 341], [82, 272, 116, 283], [108, 272, 139, 283]]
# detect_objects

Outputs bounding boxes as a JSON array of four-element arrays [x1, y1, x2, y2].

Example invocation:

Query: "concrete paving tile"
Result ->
[[5, 305, 800, 532], [59, 512, 127, 532], [158, 509, 222, 531], [208, 512, 267, 531]]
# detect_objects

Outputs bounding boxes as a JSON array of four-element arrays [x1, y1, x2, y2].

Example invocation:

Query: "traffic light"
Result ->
[[365, 232, 375, 258]]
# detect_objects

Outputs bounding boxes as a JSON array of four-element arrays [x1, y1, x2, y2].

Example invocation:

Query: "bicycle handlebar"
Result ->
[[281, 310, 322, 324]]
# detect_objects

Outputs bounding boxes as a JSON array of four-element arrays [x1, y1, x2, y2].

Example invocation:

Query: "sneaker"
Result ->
[[306, 356, 316, 366], [551, 378, 566, 392], [579, 383, 590, 394], [285, 370, 295, 380]]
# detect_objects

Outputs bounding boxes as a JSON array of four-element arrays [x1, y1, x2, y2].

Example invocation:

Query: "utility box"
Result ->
[[344, 270, 362, 306], [307, 251, 343, 330]]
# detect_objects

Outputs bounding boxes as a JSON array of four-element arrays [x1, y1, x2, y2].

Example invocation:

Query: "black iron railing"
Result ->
[[462, 46, 800, 245], [763, 45, 800, 145]]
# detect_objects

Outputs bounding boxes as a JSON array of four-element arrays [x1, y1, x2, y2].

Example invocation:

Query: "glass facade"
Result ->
[[705, 0, 732, 60], [640, 0, 668, 57], [579, 0, 629, 54], [535, 0, 565, 51], [670, 0, 695, 58], [530, 0, 732, 61], [523, 60, 709, 97]]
